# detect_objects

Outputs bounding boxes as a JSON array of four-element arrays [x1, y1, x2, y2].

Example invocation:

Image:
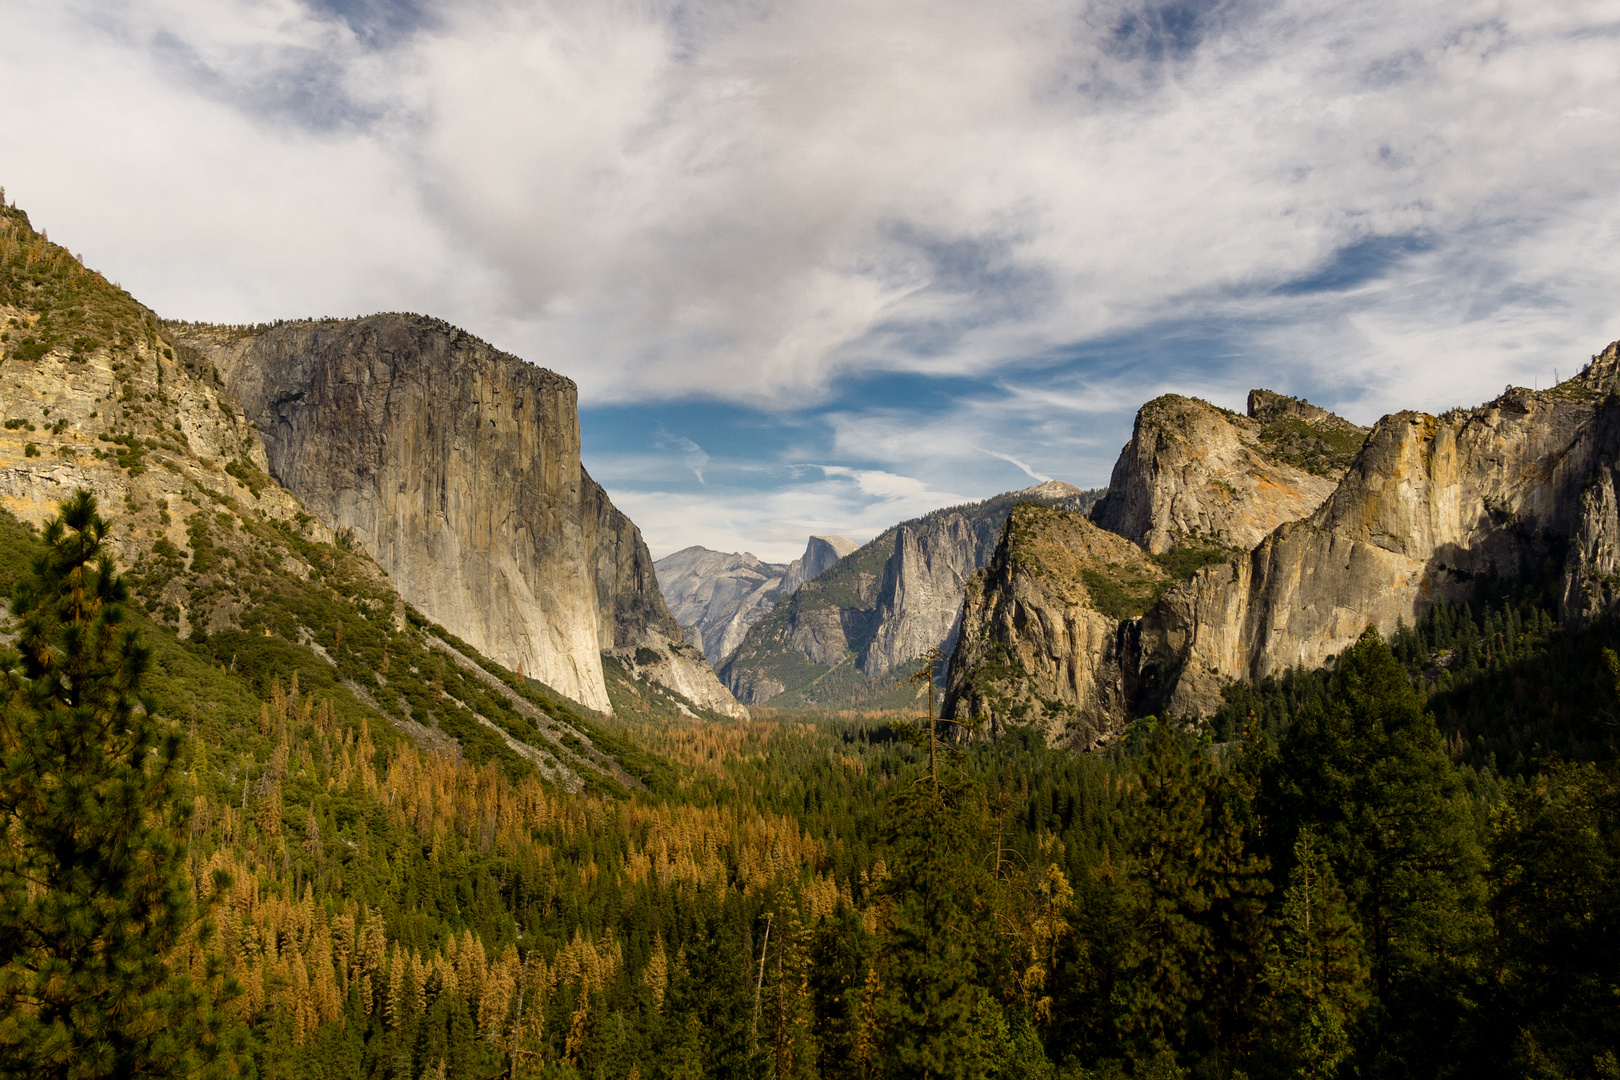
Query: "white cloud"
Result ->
[[979, 449, 1052, 484], [6, 0, 1620, 416], [607, 465, 972, 561], [653, 427, 710, 482], [8, 0, 1620, 555]]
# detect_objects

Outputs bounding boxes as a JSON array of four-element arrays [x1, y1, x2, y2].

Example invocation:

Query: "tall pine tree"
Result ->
[[0, 491, 241, 1078], [874, 769, 1003, 1079], [1261, 829, 1369, 1079]]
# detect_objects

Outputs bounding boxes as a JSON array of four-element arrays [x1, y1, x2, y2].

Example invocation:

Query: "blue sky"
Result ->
[[4, 0, 1619, 559]]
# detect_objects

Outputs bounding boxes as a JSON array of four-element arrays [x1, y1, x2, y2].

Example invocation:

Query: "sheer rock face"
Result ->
[[860, 516, 982, 676], [656, 548, 787, 665], [1145, 362, 1620, 716], [655, 535, 857, 669], [945, 344, 1620, 730], [944, 504, 1168, 748], [174, 315, 745, 718], [782, 535, 859, 595], [1090, 394, 1360, 554]]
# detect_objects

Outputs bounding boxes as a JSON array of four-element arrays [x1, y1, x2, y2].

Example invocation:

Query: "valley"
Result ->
[[1, 194, 1617, 1080]]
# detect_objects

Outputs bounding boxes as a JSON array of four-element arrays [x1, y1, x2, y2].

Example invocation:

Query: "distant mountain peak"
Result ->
[[1015, 479, 1085, 500]]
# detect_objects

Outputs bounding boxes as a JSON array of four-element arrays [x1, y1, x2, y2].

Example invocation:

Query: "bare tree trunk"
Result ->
[[751, 913, 773, 1053]]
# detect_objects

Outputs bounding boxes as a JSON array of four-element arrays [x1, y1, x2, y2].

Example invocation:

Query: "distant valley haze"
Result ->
[[5, 0, 1619, 560]]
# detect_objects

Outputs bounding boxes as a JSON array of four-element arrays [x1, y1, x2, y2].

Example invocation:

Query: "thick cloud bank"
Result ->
[[6, 0, 1620, 556]]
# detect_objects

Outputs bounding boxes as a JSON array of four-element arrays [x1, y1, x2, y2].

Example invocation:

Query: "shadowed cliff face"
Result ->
[[1145, 362, 1620, 716], [174, 314, 744, 718], [719, 480, 1104, 709], [944, 503, 1167, 748]]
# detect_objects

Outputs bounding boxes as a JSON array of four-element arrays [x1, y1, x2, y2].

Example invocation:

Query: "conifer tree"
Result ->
[[873, 769, 1001, 1079], [1115, 723, 1215, 1062], [1263, 829, 1369, 1079], [1260, 627, 1487, 1076], [0, 490, 241, 1077]]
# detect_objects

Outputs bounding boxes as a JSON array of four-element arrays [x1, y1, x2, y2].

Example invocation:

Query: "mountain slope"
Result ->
[[945, 502, 1167, 748], [0, 194, 706, 788], [945, 353, 1620, 736], [719, 481, 1103, 708], [1089, 392, 1367, 554], [1143, 357, 1620, 716]]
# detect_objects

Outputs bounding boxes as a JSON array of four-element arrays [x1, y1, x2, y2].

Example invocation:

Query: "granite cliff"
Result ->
[[946, 389, 1365, 739], [655, 534, 857, 668], [946, 354, 1620, 743], [720, 481, 1103, 708], [1090, 393, 1366, 554], [945, 503, 1167, 747], [173, 316, 745, 718], [0, 195, 681, 790], [1143, 356, 1620, 717]]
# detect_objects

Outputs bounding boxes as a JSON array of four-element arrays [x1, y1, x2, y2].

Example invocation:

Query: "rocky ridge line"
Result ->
[[720, 480, 1103, 708], [946, 357, 1620, 743]]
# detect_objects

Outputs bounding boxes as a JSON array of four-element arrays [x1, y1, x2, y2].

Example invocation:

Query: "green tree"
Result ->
[[0, 490, 241, 1078], [874, 770, 1002, 1079], [1262, 829, 1369, 1079], [809, 904, 873, 1080], [1259, 628, 1486, 1078], [1487, 762, 1620, 1078], [1113, 723, 1270, 1072], [1115, 725, 1215, 1062]]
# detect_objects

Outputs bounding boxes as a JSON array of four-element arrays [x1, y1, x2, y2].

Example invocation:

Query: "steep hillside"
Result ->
[[1143, 357, 1620, 716], [720, 481, 1103, 708], [0, 194, 695, 789], [1090, 392, 1366, 554], [171, 316, 744, 719], [656, 534, 857, 668]]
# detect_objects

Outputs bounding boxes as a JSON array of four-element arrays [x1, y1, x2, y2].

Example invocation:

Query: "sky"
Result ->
[[4, 0, 1620, 561]]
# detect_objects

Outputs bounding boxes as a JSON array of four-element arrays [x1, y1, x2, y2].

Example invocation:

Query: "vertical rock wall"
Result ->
[[1143, 384, 1616, 716], [946, 348, 1620, 734], [175, 315, 744, 717]]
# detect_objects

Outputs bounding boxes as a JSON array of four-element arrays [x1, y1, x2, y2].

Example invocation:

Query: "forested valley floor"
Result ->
[[1, 498, 1617, 1080]]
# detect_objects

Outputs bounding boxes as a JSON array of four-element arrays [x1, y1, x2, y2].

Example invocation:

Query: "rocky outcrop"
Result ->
[[657, 548, 787, 663], [946, 345, 1620, 734], [721, 481, 1104, 707], [1090, 394, 1366, 554], [0, 202, 319, 628], [782, 535, 859, 595], [173, 315, 745, 718], [654, 534, 857, 669], [944, 503, 1168, 748], [1143, 360, 1620, 716], [861, 515, 981, 676]]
